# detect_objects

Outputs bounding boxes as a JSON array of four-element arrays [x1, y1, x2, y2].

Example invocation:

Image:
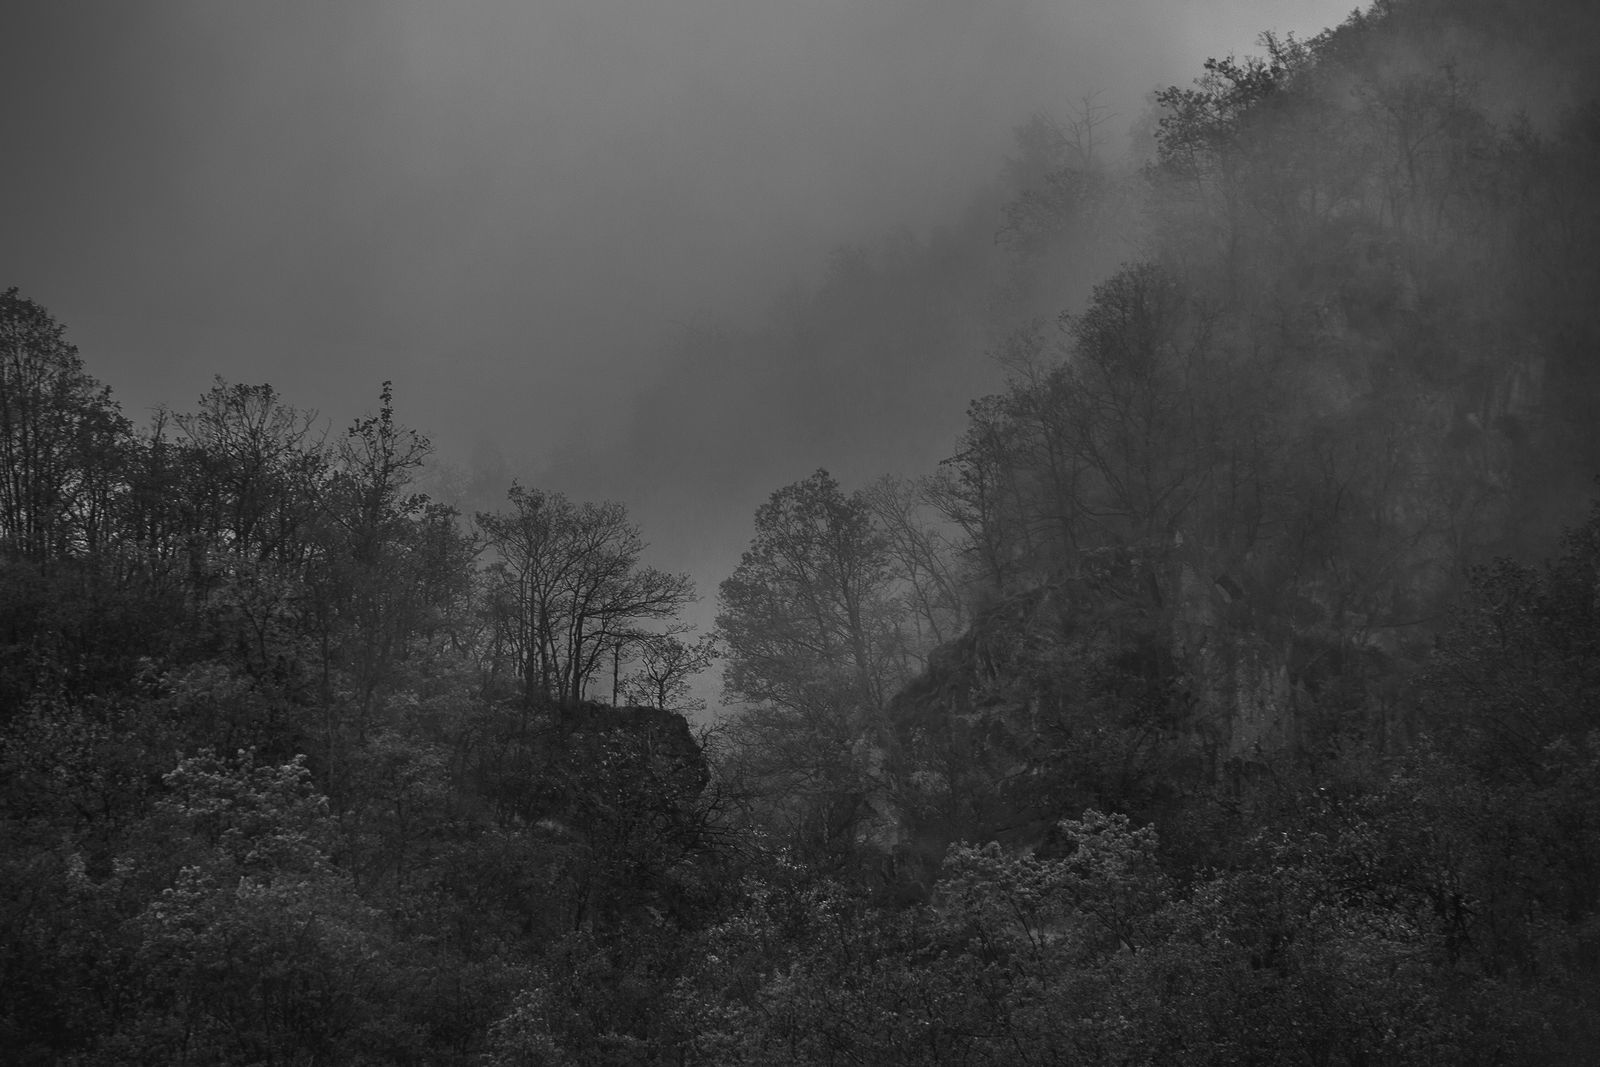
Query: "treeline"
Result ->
[[5, 0, 1600, 1061], [715, 0, 1600, 857], [705, 0, 1600, 1060], [0, 286, 734, 1062], [0, 288, 707, 724], [704, 495, 1600, 1061]]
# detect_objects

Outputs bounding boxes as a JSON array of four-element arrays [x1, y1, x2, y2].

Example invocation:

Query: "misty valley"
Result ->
[[5, 0, 1600, 1062]]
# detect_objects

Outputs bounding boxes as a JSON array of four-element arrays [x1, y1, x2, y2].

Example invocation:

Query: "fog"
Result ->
[[2, 0, 1355, 671]]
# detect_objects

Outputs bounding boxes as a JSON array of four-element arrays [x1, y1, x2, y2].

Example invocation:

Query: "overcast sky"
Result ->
[[2, 0, 1355, 685]]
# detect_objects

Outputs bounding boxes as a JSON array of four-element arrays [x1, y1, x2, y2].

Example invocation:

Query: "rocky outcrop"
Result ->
[[880, 552, 1377, 855], [559, 701, 710, 797], [882, 574, 1197, 874]]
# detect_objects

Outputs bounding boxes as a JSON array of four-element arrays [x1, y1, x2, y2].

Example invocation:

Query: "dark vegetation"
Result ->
[[5, 0, 1600, 1061]]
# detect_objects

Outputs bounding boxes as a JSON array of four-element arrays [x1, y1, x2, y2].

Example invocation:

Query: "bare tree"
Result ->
[[477, 486, 695, 718]]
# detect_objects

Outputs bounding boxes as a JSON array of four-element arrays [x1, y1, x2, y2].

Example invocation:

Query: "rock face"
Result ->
[[1167, 561, 1298, 762], [516, 702, 713, 924], [880, 521, 1466, 876], [881, 572, 1193, 878], [559, 701, 710, 797], [879, 554, 1381, 869]]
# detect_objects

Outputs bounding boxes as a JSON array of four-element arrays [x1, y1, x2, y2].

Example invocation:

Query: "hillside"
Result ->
[[4, 0, 1600, 1062]]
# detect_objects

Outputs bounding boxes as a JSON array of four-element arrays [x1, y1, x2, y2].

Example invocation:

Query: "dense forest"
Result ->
[[5, 0, 1600, 1062]]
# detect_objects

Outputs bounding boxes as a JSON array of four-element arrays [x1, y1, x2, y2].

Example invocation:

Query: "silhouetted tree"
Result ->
[[477, 486, 694, 717], [0, 288, 130, 567]]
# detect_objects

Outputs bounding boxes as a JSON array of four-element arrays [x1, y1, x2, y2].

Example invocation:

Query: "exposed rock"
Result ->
[[559, 701, 710, 796]]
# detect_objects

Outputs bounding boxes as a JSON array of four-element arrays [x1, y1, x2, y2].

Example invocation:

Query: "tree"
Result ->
[[173, 379, 326, 563], [315, 382, 476, 737], [623, 632, 716, 716], [0, 288, 130, 567], [926, 391, 1038, 591], [863, 474, 967, 659], [716, 471, 913, 867], [718, 470, 908, 717], [935, 264, 1258, 595], [477, 486, 694, 716], [126, 749, 401, 1065]]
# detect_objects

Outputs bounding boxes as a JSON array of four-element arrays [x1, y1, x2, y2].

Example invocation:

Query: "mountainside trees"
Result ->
[[704, 9, 1600, 1058], [718, 470, 907, 718], [906, 0, 1600, 777], [714, 471, 912, 866], [6, 0, 1600, 1061], [0, 293, 720, 1064], [0, 288, 129, 567], [476, 485, 696, 715], [171, 379, 327, 570]]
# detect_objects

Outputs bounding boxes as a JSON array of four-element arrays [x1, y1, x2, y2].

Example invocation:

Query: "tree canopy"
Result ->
[[6, 0, 1600, 1061]]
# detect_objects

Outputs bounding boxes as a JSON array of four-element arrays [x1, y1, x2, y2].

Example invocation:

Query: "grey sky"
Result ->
[[2, 0, 1355, 690]]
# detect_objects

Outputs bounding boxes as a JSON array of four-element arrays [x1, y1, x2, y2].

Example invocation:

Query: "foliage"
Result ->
[[716, 470, 917, 869], [5, 0, 1600, 1060], [0, 287, 130, 566]]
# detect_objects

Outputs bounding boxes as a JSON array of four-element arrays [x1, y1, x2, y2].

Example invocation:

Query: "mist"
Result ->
[[2, 0, 1356, 645]]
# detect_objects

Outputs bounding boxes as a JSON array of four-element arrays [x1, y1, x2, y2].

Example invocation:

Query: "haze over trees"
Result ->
[[4, 0, 1600, 1062]]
